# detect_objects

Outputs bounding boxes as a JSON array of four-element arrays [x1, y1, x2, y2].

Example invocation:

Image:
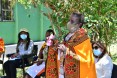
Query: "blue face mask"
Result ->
[[93, 49, 102, 56], [20, 34, 27, 40]]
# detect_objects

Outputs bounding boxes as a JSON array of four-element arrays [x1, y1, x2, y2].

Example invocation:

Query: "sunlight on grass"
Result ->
[[0, 68, 23, 78], [17, 69, 23, 78]]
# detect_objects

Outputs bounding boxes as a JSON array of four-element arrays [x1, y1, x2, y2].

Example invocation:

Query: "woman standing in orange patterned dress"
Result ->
[[58, 12, 97, 78]]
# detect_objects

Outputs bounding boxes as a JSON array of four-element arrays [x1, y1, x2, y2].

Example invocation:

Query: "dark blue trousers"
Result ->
[[111, 64, 117, 78]]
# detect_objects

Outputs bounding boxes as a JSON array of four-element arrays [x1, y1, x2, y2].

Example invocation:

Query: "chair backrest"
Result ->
[[25, 45, 38, 65], [31, 45, 38, 61], [32, 45, 38, 56]]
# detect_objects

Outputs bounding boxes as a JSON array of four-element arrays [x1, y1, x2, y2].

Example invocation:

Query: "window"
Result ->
[[0, 0, 13, 21]]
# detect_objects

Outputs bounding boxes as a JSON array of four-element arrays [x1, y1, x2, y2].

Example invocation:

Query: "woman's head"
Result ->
[[17, 29, 31, 51], [46, 29, 55, 37], [45, 29, 55, 46], [18, 30, 30, 41], [92, 41, 108, 58], [67, 12, 84, 33]]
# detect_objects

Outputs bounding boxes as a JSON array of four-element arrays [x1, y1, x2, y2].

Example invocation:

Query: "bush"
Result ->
[[111, 53, 117, 64]]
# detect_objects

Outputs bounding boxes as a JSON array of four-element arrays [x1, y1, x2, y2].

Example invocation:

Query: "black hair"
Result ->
[[46, 29, 55, 35], [71, 12, 84, 28], [92, 41, 109, 59]]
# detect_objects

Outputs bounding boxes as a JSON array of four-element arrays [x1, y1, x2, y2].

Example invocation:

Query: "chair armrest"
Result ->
[[21, 54, 34, 58], [6, 53, 15, 58]]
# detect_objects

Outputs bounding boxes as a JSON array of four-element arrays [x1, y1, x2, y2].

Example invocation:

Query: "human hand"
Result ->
[[73, 55, 79, 60], [11, 53, 18, 58], [37, 60, 43, 66], [58, 44, 66, 52]]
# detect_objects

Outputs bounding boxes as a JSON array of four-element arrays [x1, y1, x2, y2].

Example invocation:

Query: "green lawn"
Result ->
[[0, 68, 23, 78]]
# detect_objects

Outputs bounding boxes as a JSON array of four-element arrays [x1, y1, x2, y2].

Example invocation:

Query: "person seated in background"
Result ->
[[3, 29, 34, 78], [25, 29, 56, 78], [111, 63, 117, 78], [92, 41, 113, 78]]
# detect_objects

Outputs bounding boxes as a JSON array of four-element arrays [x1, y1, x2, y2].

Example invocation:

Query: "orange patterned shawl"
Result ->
[[0, 38, 5, 57], [46, 40, 59, 78], [64, 28, 97, 78]]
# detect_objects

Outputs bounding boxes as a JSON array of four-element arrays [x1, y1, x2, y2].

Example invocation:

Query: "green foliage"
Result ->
[[12, 0, 117, 45], [0, 68, 23, 77], [111, 53, 117, 64]]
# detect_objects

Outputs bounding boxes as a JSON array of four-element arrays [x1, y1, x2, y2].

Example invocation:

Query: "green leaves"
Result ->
[[12, 0, 117, 46]]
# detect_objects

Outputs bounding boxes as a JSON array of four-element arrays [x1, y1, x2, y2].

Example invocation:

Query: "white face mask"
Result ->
[[93, 49, 102, 56], [67, 22, 78, 33]]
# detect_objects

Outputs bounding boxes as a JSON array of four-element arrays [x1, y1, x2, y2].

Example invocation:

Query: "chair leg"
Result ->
[[22, 67, 25, 78], [2, 63, 4, 75], [22, 58, 25, 78], [2, 53, 5, 75]]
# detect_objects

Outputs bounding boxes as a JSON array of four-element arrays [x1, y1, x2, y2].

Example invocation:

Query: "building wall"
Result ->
[[0, 3, 50, 44], [0, 22, 15, 44]]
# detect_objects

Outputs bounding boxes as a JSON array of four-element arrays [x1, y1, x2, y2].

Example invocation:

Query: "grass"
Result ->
[[0, 68, 23, 78], [17, 69, 23, 78]]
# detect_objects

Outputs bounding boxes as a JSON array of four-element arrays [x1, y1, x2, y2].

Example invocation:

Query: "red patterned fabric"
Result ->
[[46, 46, 59, 78], [64, 55, 80, 78], [64, 28, 97, 78], [0, 38, 5, 57]]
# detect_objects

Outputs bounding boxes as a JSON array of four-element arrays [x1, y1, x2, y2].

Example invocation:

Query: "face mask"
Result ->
[[46, 34, 55, 46], [20, 34, 27, 40], [49, 34, 55, 39], [46, 39, 52, 46], [67, 22, 78, 33], [93, 49, 102, 56]]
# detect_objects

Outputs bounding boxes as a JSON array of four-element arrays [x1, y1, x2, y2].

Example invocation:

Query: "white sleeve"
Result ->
[[101, 55, 113, 78], [19, 40, 34, 55]]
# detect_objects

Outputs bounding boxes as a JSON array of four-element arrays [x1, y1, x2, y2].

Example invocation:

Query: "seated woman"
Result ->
[[3, 29, 34, 78], [25, 29, 56, 78], [92, 41, 113, 78]]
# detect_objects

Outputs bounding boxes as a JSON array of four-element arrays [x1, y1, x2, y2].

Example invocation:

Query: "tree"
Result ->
[[11, 0, 117, 46]]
